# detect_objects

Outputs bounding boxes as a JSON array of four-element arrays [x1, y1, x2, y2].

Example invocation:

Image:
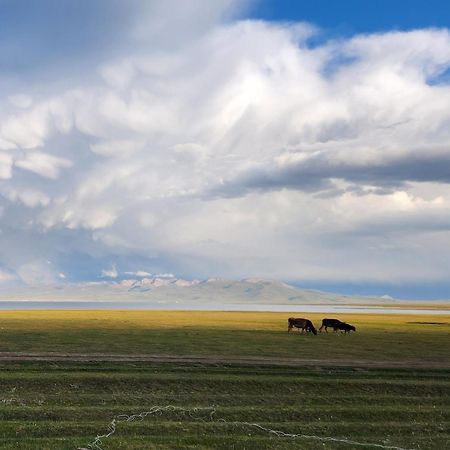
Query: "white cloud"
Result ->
[[124, 271, 153, 277], [0, 270, 18, 283], [1, 5, 450, 287], [15, 152, 72, 179], [8, 94, 33, 109], [17, 261, 58, 286], [0, 153, 13, 179], [101, 265, 118, 278], [3, 188, 50, 208]]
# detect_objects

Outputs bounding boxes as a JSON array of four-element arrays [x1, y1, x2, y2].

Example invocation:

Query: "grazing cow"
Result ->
[[287, 317, 317, 335], [336, 322, 356, 334], [319, 318, 343, 333]]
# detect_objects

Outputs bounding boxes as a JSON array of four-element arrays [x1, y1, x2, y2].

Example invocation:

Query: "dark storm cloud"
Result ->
[[209, 147, 450, 198]]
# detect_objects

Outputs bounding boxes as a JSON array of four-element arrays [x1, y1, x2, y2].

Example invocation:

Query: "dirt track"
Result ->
[[0, 351, 448, 369]]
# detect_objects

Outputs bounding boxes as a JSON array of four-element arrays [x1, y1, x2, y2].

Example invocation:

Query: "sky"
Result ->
[[1, 0, 450, 299]]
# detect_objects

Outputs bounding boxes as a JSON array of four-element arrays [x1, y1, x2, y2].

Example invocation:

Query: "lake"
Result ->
[[0, 300, 449, 314]]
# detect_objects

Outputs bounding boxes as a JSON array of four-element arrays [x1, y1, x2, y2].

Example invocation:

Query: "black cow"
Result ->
[[319, 318, 343, 333], [336, 322, 356, 334]]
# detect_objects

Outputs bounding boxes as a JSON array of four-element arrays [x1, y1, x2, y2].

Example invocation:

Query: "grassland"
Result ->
[[0, 310, 449, 365], [0, 310, 449, 449]]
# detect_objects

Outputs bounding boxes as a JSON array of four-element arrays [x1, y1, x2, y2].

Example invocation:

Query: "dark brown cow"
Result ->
[[287, 317, 317, 335]]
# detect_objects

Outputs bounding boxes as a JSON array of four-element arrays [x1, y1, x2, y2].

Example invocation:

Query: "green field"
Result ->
[[0, 310, 449, 449]]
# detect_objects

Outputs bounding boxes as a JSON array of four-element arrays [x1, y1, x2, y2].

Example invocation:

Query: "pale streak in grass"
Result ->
[[77, 405, 417, 450]]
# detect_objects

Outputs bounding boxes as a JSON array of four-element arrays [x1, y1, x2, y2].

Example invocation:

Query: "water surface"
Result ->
[[0, 301, 448, 314]]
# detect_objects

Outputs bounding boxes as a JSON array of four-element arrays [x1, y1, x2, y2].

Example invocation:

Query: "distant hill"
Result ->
[[0, 276, 420, 306]]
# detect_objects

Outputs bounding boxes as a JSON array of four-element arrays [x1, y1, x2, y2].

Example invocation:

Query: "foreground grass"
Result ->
[[0, 361, 449, 449], [0, 310, 449, 365]]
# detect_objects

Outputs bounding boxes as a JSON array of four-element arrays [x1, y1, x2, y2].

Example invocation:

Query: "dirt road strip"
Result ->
[[0, 352, 448, 368]]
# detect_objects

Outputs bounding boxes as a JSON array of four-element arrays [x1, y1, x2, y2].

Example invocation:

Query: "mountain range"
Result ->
[[0, 276, 435, 305]]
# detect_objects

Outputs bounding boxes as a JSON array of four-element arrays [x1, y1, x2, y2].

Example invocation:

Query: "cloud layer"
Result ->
[[1, 1, 450, 288]]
